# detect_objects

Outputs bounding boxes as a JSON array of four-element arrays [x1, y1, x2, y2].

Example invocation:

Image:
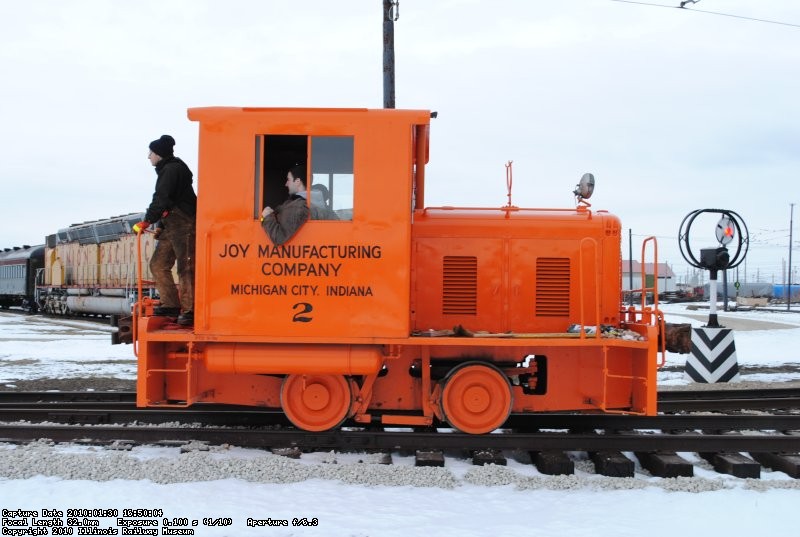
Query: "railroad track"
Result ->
[[4, 386, 800, 411], [0, 307, 112, 325], [0, 389, 799, 479], [1, 419, 798, 479], [1, 389, 799, 435], [658, 387, 800, 412]]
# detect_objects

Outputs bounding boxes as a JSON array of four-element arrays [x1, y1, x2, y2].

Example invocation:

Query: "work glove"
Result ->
[[132, 221, 150, 234]]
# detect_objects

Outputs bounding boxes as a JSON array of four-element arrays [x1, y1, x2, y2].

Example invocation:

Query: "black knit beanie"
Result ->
[[149, 134, 175, 158]]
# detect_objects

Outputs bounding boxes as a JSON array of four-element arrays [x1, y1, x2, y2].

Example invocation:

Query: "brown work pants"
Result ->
[[150, 208, 195, 313]]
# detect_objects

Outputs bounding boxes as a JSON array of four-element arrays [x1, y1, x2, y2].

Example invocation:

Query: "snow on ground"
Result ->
[[0, 307, 798, 537], [0, 315, 135, 384]]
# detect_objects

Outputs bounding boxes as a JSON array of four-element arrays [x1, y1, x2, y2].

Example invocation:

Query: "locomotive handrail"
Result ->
[[34, 267, 45, 286], [655, 309, 666, 367], [640, 236, 666, 366], [641, 237, 658, 313], [578, 237, 601, 339], [133, 231, 143, 358], [618, 237, 666, 364], [420, 206, 593, 216]]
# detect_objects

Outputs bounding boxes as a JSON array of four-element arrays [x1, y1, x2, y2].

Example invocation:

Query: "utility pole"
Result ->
[[789, 203, 795, 311], [383, 0, 398, 109]]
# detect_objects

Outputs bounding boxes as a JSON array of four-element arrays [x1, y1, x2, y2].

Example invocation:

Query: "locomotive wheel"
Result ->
[[440, 362, 513, 434], [281, 374, 352, 432]]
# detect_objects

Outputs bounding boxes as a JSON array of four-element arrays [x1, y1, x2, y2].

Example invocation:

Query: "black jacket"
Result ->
[[144, 157, 197, 224]]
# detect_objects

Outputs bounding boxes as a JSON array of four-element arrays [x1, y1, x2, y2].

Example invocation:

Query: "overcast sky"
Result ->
[[1, 0, 798, 285]]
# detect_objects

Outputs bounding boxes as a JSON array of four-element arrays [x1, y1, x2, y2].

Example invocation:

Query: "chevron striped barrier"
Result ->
[[684, 327, 741, 383]]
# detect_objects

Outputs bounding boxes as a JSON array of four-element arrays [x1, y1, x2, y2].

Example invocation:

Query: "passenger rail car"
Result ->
[[0, 244, 44, 311], [134, 107, 663, 434]]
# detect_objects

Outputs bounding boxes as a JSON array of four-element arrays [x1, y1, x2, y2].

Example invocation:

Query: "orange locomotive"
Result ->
[[135, 107, 664, 434]]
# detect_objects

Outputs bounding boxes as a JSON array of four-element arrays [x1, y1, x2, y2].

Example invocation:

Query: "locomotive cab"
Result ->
[[189, 107, 429, 340]]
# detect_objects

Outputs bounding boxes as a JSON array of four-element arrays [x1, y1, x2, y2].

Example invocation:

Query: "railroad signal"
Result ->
[[716, 215, 735, 246], [679, 209, 748, 274], [678, 208, 749, 328]]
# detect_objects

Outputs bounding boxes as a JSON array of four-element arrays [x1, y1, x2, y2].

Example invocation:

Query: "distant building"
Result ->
[[621, 260, 675, 293]]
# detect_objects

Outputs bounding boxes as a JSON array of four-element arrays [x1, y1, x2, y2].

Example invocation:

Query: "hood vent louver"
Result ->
[[536, 257, 570, 317], [442, 256, 478, 315]]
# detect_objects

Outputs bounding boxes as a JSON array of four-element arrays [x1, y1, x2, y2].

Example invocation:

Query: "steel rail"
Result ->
[[0, 423, 798, 452], [1, 389, 800, 428], [0, 406, 288, 427], [2, 405, 800, 432], [2, 387, 800, 405], [658, 388, 800, 400]]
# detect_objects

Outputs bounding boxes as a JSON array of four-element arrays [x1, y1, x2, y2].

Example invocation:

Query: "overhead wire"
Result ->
[[627, 231, 797, 279], [608, 0, 800, 29], [600, 2, 799, 277]]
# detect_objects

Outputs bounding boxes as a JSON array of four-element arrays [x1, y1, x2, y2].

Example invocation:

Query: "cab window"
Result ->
[[255, 134, 354, 221], [311, 136, 354, 221]]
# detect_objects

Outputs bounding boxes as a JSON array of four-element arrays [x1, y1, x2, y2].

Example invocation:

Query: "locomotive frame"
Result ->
[[134, 107, 664, 434]]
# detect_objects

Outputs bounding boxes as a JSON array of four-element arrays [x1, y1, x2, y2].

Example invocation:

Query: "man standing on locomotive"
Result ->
[[133, 135, 197, 327]]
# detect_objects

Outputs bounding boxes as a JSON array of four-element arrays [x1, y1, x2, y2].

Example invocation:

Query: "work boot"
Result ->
[[153, 306, 181, 316], [177, 311, 194, 326]]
